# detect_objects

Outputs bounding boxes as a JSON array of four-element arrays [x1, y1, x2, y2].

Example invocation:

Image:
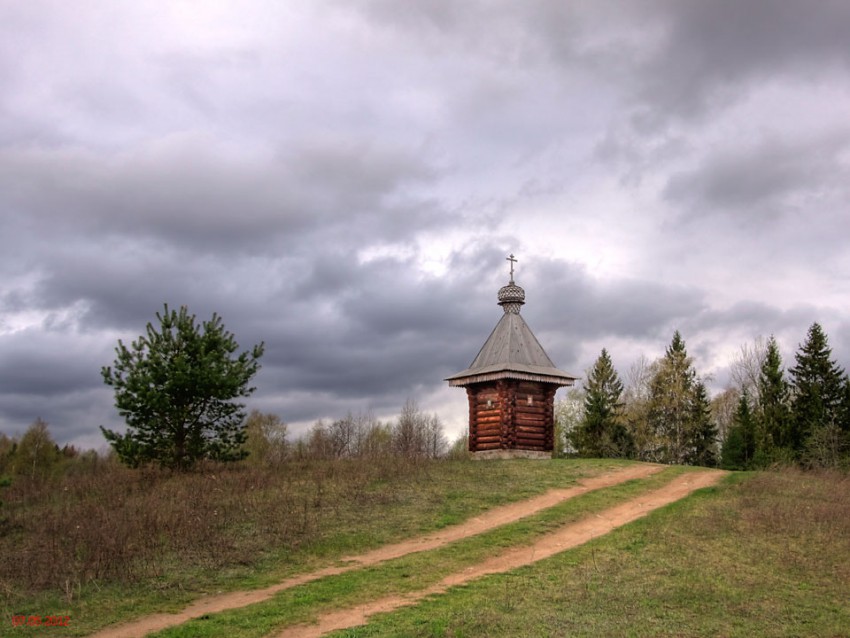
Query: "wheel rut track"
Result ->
[[92, 463, 701, 638], [278, 469, 726, 638]]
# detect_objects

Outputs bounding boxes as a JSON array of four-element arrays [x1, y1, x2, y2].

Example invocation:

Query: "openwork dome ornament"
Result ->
[[498, 282, 525, 314]]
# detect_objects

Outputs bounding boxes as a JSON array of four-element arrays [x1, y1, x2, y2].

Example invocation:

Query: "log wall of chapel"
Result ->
[[466, 380, 557, 452]]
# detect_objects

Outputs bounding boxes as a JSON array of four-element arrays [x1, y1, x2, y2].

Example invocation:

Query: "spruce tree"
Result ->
[[757, 335, 792, 454], [721, 391, 756, 470], [573, 349, 630, 458], [687, 381, 718, 467], [839, 376, 850, 434], [788, 323, 845, 454], [648, 331, 697, 464]]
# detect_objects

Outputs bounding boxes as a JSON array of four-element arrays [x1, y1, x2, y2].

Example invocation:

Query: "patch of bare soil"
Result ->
[[277, 469, 726, 638], [90, 463, 664, 638]]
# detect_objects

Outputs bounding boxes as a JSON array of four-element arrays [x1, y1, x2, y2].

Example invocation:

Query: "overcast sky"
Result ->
[[2, 1, 849, 449]]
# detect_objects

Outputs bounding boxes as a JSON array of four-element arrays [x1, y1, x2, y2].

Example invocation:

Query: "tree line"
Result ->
[[4, 303, 847, 475], [0, 399, 451, 481], [96, 304, 449, 469], [1, 305, 452, 478], [563, 323, 850, 469], [241, 399, 450, 465]]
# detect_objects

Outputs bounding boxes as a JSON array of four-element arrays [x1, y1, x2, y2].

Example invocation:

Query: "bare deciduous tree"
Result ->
[[243, 410, 288, 464], [14, 418, 61, 479], [392, 399, 447, 460], [555, 387, 585, 456], [730, 336, 767, 404], [710, 387, 740, 444], [623, 355, 659, 461]]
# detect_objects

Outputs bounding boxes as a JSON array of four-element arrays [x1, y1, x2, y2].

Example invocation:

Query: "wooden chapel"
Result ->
[[445, 255, 577, 458]]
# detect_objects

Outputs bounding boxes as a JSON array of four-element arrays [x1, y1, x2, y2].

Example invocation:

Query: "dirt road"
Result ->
[[91, 463, 681, 638], [277, 469, 725, 638]]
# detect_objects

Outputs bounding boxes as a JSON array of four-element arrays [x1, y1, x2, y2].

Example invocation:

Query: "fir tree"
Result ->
[[647, 331, 697, 464], [573, 349, 631, 458], [757, 335, 792, 453], [839, 376, 850, 434], [788, 323, 845, 454], [687, 381, 718, 467], [721, 391, 756, 470]]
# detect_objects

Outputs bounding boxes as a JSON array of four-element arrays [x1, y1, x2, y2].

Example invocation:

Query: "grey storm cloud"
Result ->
[[523, 259, 706, 340], [1, 1, 849, 446], [664, 134, 850, 215], [631, 0, 850, 122], [0, 329, 105, 396], [0, 136, 440, 252]]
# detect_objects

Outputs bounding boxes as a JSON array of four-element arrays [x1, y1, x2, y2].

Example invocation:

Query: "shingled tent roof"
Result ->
[[445, 276, 577, 387]]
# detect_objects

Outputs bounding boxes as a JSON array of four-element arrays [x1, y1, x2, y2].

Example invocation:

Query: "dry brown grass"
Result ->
[[1, 455, 623, 615], [0, 455, 423, 597], [735, 468, 850, 583]]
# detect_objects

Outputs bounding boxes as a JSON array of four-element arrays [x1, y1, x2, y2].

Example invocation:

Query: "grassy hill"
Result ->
[[2, 459, 848, 637], [336, 469, 850, 638]]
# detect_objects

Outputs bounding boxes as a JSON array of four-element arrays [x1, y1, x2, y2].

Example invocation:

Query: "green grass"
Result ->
[[331, 470, 850, 637]]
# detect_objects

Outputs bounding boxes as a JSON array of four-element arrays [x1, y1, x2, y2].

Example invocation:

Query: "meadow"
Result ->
[[2, 458, 848, 637]]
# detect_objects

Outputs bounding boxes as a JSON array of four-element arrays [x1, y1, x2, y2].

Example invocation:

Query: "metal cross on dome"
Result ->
[[506, 253, 517, 283]]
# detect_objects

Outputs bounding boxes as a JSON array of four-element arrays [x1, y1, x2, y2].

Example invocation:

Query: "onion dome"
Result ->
[[497, 282, 525, 314]]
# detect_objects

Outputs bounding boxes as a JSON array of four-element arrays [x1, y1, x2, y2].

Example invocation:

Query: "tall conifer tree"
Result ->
[[722, 391, 756, 470], [688, 381, 718, 467], [757, 335, 792, 453], [648, 331, 697, 464], [839, 377, 850, 434], [788, 323, 845, 454], [573, 349, 631, 458]]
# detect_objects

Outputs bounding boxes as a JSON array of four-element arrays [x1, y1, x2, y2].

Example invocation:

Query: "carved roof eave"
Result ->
[[445, 363, 577, 388]]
